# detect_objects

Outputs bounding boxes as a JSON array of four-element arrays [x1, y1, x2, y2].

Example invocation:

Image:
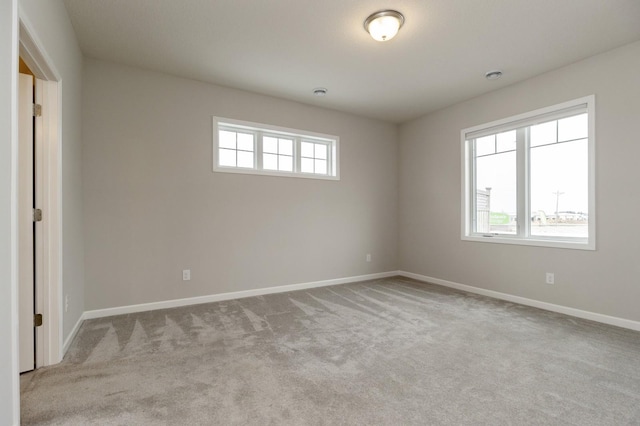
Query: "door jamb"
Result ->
[[18, 16, 63, 366]]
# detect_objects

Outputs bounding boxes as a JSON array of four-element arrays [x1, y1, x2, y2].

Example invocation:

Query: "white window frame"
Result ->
[[261, 133, 295, 172], [213, 117, 340, 180], [217, 127, 257, 169], [461, 95, 595, 250]]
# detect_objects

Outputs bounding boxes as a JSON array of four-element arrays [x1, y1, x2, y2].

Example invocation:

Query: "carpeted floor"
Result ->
[[21, 276, 640, 425]]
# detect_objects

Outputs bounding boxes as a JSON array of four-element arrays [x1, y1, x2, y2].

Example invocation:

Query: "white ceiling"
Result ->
[[63, 0, 640, 123]]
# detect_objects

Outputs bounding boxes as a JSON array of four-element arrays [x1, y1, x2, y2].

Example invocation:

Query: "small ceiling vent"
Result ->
[[313, 87, 328, 97], [485, 70, 503, 80]]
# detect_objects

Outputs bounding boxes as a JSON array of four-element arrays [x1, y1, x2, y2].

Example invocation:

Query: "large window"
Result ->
[[213, 117, 339, 180], [461, 96, 595, 250]]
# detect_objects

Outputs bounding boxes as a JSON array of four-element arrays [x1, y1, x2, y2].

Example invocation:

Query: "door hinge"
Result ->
[[33, 208, 43, 222], [34, 314, 43, 327], [33, 103, 42, 117]]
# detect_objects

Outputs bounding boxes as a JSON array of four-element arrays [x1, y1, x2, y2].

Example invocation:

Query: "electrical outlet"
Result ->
[[366, 253, 372, 262], [65, 295, 69, 312], [182, 269, 191, 281], [545, 273, 555, 285]]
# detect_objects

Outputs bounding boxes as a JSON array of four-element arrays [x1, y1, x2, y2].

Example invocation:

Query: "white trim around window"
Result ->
[[213, 117, 340, 180], [461, 95, 596, 250]]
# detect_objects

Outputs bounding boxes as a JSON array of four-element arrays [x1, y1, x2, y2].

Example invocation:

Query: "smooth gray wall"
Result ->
[[399, 40, 640, 322], [82, 59, 398, 311], [20, 0, 86, 340], [1, 1, 19, 423]]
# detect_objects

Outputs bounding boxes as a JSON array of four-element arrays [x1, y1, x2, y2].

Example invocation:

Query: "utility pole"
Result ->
[[553, 190, 564, 220]]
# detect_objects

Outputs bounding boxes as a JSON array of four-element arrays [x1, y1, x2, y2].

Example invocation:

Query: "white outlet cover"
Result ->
[[546, 273, 554, 284], [183, 269, 191, 281]]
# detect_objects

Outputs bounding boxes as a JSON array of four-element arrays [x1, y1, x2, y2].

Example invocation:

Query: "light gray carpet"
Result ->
[[21, 277, 640, 425]]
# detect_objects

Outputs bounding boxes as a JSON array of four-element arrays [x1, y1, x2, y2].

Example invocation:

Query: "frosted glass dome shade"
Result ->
[[364, 10, 405, 42]]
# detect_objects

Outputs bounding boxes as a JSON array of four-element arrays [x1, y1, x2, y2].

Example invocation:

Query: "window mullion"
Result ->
[[295, 138, 301, 173], [234, 133, 239, 167], [516, 128, 527, 238], [255, 131, 262, 170], [469, 139, 477, 234], [327, 141, 332, 176], [332, 142, 337, 176]]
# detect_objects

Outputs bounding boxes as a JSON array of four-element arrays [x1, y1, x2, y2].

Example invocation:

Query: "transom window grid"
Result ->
[[300, 141, 329, 175], [263, 135, 294, 172], [214, 118, 339, 180], [218, 129, 255, 169], [461, 96, 595, 250]]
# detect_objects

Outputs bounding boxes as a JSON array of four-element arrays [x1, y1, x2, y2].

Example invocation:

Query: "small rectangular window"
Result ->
[[218, 129, 255, 168], [461, 96, 595, 250], [263, 136, 294, 172], [213, 117, 339, 180], [300, 141, 330, 175]]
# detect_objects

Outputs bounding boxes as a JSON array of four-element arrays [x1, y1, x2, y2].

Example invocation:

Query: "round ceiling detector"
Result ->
[[364, 10, 405, 42], [485, 70, 503, 80], [313, 87, 328, 97]]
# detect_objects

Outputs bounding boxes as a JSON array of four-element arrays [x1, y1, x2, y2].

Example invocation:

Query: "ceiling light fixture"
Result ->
[[313, 87, 328, 97], [364, 10, 405, 42], [485, 70, 503, 80]]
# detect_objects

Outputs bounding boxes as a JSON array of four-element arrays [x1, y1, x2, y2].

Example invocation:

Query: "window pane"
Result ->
[[301, 142, 314, 158], [263, 137, 278, 153], [315, 159, 327, 175], [496, 130, 516, 153], [301, 158, 313, 173], [279, 139, 293, 156], [237, 150, 254, 168], [219, 131, 236, 149], [475, 135, 495, 156], [315, 144, 327, 159], [530, 121, 557, 147], [530, 139, 588, 238], [219, 148, 236, 167], [263, 153, 278, 170], [558, 113, 587, 142], [237, 133, 254, 151], [279, 155, 293, 172], [475, 151, 517, 234]]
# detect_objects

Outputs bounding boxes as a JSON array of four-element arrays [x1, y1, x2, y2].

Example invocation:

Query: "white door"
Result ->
[[19, 73, 35, 373]]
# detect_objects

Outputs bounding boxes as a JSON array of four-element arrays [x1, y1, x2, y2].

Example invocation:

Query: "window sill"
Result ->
[[462, 234, 595, 251], [213, 165, 340, 181]]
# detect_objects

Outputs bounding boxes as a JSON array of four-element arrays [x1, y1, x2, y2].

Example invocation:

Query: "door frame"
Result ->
[[17, 72, 34, 373], [19, 16, 62, 366]]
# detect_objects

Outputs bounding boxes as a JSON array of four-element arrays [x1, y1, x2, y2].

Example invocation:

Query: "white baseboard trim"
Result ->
[[398, 271, 640, 332], [83, 271, 399, 320], [62, 312, 86, 356]]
